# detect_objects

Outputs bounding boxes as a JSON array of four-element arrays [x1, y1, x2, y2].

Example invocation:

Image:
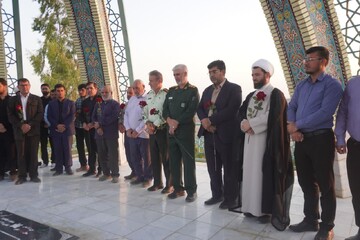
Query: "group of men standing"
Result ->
[[0, 45, 359, 240], [197, 46, 358, 240]]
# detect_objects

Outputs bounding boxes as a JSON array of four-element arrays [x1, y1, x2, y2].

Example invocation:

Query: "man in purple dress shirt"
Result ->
[[93, 85, 121, 183], [287, 46, 343, 240], [335, 76, 360, 240]]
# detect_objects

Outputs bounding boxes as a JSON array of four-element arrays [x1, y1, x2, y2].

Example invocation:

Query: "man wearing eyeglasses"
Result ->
[[197, 60, 241, 209], [287, 46, 343, 240], [7, 78, 43, 185]]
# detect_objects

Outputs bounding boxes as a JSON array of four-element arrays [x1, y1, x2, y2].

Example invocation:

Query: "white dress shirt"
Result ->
[[124, 94, 149, 139]]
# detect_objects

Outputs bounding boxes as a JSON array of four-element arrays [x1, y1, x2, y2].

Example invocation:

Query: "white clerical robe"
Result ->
[[241, 83, 274, 216]]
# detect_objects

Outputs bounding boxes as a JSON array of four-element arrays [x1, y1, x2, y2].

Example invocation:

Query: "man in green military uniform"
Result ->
[[163, 64, 199, 202]]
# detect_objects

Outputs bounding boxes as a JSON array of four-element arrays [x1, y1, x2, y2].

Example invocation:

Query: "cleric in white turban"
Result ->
[[252, 59, 274, 77], [233, 57, 294, 231]]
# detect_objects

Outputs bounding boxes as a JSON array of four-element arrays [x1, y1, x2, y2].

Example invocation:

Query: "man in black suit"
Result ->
[[7, 78, 43, 185], [197, 60, 242, 209], [47, 84, 76, 175]]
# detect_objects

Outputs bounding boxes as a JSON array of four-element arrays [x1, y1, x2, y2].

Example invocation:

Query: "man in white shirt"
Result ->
[[124, 79, 152, 187]]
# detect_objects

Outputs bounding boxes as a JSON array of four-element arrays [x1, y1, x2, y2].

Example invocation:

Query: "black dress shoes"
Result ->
[[15, 178, 26, 185], [289, 220, 319, 232], [185, 193, 197, 202], [314, 229, 334, 240], [147, 185, 164, 191], [82, 171, 95, 177], [243, 212, 255, 218], [168, 190, 185, 199], [219, 200, 237, 210], [161, 186, 172, 194], [124, 172, 136, 180], [204, 197, 223, 205], [53, 172, 62, 176], [30, 177, 41, 183], [65, 169, 74, 175], [345, 229, 360, 240]]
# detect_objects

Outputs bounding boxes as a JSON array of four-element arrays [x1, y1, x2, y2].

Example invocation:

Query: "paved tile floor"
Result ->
[[0, 160, 357, 240]]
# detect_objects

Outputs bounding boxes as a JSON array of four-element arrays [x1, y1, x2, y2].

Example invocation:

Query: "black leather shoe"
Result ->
[[161, 186, 173, 194], [289, 220, 319, 232], [30, 177, 41, 183], [53, 172, 62, 176], [204, 197, 223, 205], [130, 178, 143, 185], [345, 229, 360, 240], [15, 178, 26, 185], [314, 229, 334, 240], [147, 185, 164, 191], [257, 215, 271, 224], [185, 193, 197, 202], [65, 169, 74, 175], [124, 172, 136, 180], [219, 200, 237, 210], [82, 171, 95, 177], [168, 190, 185, 199], [244, 212, 255, 218]]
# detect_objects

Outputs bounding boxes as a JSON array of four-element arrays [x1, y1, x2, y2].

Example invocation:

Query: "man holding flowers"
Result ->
[[142, 70, 171, 193]]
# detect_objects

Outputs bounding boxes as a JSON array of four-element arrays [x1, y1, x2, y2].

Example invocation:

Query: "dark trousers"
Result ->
[[204, 132, 237, 201], [85, 128, 100, 173], [40, 127, 50, 164], [0, 133, 16, 176], [49, 136, 55, 163], [124, 134, 134, 172], [150, 128, 171, 187], [294, 131, 336, 231], [169, 134, 197, 194], [347, 137, 360, 227], [75, 127, 89, 167], [53, 134, 73, 172], [15, 135, 40, 179], [129, 137, 152, 181], [96, 137, 119, 177]]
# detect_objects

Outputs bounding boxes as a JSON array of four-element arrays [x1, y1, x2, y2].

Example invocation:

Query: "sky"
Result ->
[[2, 0, 359, 98]]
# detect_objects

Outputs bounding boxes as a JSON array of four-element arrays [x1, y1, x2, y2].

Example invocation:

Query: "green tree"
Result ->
[[30, 0, 80, 100]]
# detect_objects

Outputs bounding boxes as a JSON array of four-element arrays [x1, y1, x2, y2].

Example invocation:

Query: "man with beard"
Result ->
[[119, 87, 135, 180], [47, 84, 75, 176], [39, 83, 52, 168], [93, 85, 121, 183], [197, 60, 242, 209], [238, 59, 294, 230], [75, 84, 90, 172], [288, 46, 343, 240], [0, 78, 16, 181], [80, 82, 102, 177], [163, 64, 199, 202]]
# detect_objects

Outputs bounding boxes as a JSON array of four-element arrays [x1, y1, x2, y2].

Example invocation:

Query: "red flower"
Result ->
[[150, 108, 159, 115], [256, 91, 266, 101], [16, 104, 22, 111], [83, 106, 90, 113], [120, 103, 126, 109], [139, 101, 147, 108], [95, 97, 102, 103], [203, 100, 211, 110]]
